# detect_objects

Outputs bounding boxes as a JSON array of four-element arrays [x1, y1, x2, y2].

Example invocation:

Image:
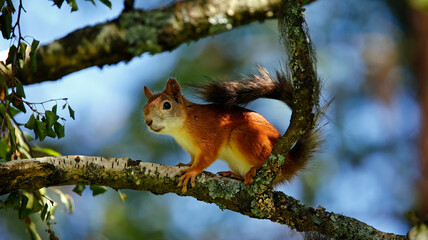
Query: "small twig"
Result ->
[[21, 98, 69, 116], [36, 97, 68, 105], [11, 0, 24, 75]]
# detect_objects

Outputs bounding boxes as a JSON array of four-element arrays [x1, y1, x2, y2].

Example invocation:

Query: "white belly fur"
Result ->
[[171, 131, 196, 156], [170, 129, 251, 177], [219, 146, 252, 177]]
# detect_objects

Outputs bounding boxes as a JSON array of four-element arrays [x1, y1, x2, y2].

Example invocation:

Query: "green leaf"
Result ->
[[53, 0, 64, 8], [25, 114, 37, 130], [29, 51, 37, 73], [54, 190, 73, 214], [0, 8, 12, 39], [117, 190, 127, 202], [33, 146, 61, 156], [5, 191, 20, 209], [45, 110, 59, 128], [15, 79, 25, 98], [31, 199, 43, 213], [62, 102, 67, 109], [5, 45, 16, 65], [54, 122, 65, 139], [59, 192, 69, 211], [90, 185, 108, 196], [25, 133, 34, 141], [5, 0, 15, 12], [30, 39, 39, 51], [9, 127, 16, 147], [0, 0, 6, 8], [19, 42, 27, 62], [35, 120, 47, 141], [29, 39, 39, 73], [8, 106, 20, 116], [0, 72, 6, 87], [47, 127, 56, 138], [66, 0, 78, 11], [0, 140, 7, 160], [72, 184, 85, 196], [52, 104, 57, 114], [99, 0, 112, 8], [19, 195, 31, 219], [68, 105, 75, 120], [40, 203, 49, 221], [12, 100, 26, 113]]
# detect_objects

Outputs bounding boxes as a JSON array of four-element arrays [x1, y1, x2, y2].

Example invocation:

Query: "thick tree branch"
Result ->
[[2, 0, 287, 85], [0, 156, 406, 240], [250, 0, 321, 192]]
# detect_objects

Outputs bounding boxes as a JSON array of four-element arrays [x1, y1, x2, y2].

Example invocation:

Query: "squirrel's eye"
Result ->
[[163, 102, 171, 110]]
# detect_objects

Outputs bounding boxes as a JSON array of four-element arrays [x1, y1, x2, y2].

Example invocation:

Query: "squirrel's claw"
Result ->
[[178, 168, 201, 192], [244, 167, 258, 185]]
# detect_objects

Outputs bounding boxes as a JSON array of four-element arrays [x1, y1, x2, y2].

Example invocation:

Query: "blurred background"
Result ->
[[0, 0, 425, 239]]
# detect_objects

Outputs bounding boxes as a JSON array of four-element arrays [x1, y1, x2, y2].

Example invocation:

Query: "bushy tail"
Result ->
[[195, 66, 325, 184], [274, 109, 326, 184], [195, 66, 294, 108]]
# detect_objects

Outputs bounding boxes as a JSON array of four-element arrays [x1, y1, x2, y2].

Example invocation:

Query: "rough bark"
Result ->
[[250, 0, 320, 192], [0, 156, 406, 240], [1, 0, 291, 85]]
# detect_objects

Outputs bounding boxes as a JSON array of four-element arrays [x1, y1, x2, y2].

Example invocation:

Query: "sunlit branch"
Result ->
[[1, 0, 296, 85], [0, 155, 406, 240]]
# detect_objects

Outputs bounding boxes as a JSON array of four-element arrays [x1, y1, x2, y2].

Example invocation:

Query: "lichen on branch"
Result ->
[[250, 0, 321, 192], [1, 0, 285, 85], [0, 156, 406, 240]]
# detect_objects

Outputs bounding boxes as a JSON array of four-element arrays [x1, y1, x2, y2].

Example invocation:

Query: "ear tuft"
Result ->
[[166, 78, 181, 96], [144, 86, 153, 99]]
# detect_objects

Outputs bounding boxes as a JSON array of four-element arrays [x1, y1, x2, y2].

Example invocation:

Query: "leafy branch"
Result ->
[[0, 0, 108, 237]]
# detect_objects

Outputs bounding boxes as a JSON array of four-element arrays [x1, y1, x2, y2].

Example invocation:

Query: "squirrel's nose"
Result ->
[[145, 119, 153, 127]]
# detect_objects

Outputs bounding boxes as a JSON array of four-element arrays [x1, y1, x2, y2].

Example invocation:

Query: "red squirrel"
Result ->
[[143, 67, 321, 192]]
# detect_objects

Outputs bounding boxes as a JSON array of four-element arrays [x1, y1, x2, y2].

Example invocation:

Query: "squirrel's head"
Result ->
[[143, 78, 185, 135]]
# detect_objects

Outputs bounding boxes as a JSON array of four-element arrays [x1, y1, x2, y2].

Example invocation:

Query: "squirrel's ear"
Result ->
[[165, 78, 183, 104], [165, 78, 181, 96], [144, 86, 153, 99]]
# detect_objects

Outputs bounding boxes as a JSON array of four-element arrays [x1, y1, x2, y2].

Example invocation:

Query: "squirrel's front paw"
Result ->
[[178, 168, 202, 192]]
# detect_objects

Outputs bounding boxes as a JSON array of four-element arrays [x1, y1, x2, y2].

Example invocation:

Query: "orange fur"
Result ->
[[144, 78, 320, 192]]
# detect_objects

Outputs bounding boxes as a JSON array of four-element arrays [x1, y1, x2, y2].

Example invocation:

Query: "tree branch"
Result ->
[[2, 0, 287, 85], [250, 0, 321, 192], [0, 156, 406, 240]]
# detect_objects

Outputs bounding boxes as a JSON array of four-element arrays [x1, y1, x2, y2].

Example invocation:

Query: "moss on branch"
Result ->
[[2, 0, 287, 85], [0, 156, 406, 240]]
